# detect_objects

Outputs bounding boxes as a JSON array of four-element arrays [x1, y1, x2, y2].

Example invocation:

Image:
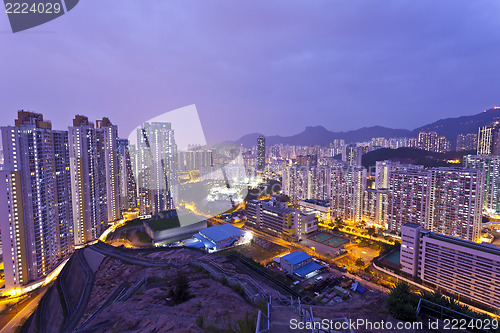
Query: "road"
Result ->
[[0, 291, 45, 333]]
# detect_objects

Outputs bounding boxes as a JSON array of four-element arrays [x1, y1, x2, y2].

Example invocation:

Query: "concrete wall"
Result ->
[[145, 220, 207, 243]]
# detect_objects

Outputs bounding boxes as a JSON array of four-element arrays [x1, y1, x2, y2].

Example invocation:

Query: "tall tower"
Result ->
[[68, 115, 120, 245], [257, 135, 266, 172], [417, 131, 439, 152], [387, 169, 431, 233], [464, 155, 500, 215], [329, 165, 366, 222], [96, 118, 121, 222], [136, 122, 177, 216], [282, 165, 310, 203], [117, 139, 138, 210], [427, 167, 484, 242], [477, 122, 500, 155], [0, 111, 74, 290], [342, 144, 362, 166]]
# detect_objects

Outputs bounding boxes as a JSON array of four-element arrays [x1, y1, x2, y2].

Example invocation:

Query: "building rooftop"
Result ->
[[262, 204, 293, 214], [428, 232, 500, 257], [281, 251, 311, 265], [402, 222, 422, 229], [199, 224, 244, 243], [302, 199, 330, 207], [192, 233, 216, 249], [293, 261, 322, 277], [145, 216, 181, 232]]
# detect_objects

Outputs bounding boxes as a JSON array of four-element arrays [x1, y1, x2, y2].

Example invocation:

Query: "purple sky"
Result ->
[[1, 1, 500, 143]]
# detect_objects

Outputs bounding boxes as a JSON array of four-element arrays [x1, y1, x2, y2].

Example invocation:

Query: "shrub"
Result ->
[[168, 274, 192, 305]]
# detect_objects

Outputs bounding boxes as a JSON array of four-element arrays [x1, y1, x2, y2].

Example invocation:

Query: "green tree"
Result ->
[[169, 274, 192, 304], [386, 282, 419, 321], [355, 258, 365, 268]]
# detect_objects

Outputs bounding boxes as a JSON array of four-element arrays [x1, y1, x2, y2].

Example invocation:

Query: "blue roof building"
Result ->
[[279, 251, 322, 278], [186, 224, 249, 253], [281, 251, 311, 265]]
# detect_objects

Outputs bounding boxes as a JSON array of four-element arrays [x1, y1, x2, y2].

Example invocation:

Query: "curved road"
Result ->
[[0, 291, 45, 333]]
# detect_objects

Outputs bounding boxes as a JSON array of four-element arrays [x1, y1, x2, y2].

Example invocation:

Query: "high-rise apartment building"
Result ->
[[117, 139, 138, 210], [464, 155, 500, 216], [329, 140, 344, 157], [387, 166, 484, 241], [418, 131, 438, 152], [329, 165, 366, 222], [456, 133, 477, 151], [69, 115, 106, 245], [375, 160, 400, 189], [68, 115, 121, 245], [296, 154, 318, 168], [136, 122, 177, 216], [427, 167, 484, 242], [387, 169, 431, 233], [362, 188, 388, 226], [342, 144, 362, 166], [407, 137, 418, 148], [477, 122, 500, 155], [0, 111, 74, 290], [52, 130, 75, 259], [309, 166, 330, 201], [177, 147, 213, 172], [436, 136, 450, 153], [97, 118, 121, 222], [282, 165, 310, 203], [256, 135, 266, 172], [417, 131, 450, 153]]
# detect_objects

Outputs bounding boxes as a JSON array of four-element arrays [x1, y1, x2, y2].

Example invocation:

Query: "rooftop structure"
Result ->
[[279, 251, 322, 278], [144, 211, 207, 245], [281, 251, 311, 265], [187, 224, 249, 253]]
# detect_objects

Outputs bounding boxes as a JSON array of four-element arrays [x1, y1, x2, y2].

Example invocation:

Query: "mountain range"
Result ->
[[234, 107, 500, 148]]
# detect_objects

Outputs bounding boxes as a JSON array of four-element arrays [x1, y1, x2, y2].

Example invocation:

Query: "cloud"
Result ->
[[0, 0, 499, 142]]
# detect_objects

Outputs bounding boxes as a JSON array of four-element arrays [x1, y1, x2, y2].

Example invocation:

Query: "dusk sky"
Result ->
[[1, 1, 500, 143]]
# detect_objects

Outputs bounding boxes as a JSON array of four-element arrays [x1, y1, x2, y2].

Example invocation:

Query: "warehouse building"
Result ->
[[279, 251, 322, 279], [186, 224, 251, 253]]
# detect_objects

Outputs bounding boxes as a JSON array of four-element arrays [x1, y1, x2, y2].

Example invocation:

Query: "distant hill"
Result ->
[[234, 107, 500, 148], [234, 126, 411, 147], [361, 147, 475, 169], [412, 107, 500, 145]]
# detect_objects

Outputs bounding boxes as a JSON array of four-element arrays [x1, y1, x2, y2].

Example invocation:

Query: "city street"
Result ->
[[0, 290, 46, 332]]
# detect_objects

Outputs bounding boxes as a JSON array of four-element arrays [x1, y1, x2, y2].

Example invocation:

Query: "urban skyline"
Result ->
[[1, 106, 500, 330], [2, 1, 500, 331]]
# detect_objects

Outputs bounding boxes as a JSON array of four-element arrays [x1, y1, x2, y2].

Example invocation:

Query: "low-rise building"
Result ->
[[187, 224, 250, 253], [245, 196, 299, 239], [298, 198, 330, 221], [144, 211, 207, 245], [279, 251, 322, 279], [298, 212, 319, 236]]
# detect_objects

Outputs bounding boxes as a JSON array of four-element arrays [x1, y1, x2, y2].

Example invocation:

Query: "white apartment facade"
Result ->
[[401, 223, 500, 310], [464, 155, 500, 215], [0, 112, 74, 290]]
